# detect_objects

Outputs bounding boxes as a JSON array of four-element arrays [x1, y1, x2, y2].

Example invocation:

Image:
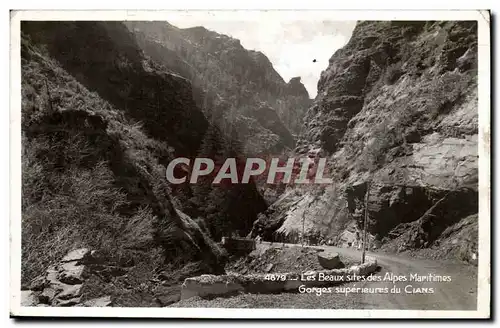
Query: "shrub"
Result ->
[[21, 40, 179, 285], [384, 63, 404, 85]]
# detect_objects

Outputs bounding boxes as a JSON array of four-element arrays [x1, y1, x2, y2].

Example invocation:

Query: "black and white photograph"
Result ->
[[9, 10, 490, 319]]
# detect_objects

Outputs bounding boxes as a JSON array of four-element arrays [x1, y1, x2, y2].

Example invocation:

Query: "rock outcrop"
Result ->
[[21, 249, 115, 307], [317, 251, 342, 269], [254, 21, 479, 263]]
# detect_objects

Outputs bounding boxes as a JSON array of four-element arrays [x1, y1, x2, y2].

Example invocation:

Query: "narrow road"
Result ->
[[260, 242, 477, 310]]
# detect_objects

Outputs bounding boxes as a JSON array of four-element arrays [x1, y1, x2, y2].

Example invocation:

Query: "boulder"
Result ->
[[39, 287, 60, 304], [59, 261, 85, 284], [83, 296, 113, 307], [29, 275, 47, 291], [317, 251, 342, 269], [61, 248, 90, 263], [21, 290, 39, 306], [55, 296, 82, 307], [20, 248, 119, 308], [56, 284, 82, 300], [180, 257, 379, 300], [283, 274, 302, 291], [240, 274, 286, 294], [46, 265, 59, 284], [155, 294, 179, 307], [181, 275, 244, 300]]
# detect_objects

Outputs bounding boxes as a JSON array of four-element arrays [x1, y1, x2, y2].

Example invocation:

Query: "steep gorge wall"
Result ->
[[21, 24, 228, 288], [125, 21, 312, 156], [21, 21, 269, 287], [252, 21, 479, 263]]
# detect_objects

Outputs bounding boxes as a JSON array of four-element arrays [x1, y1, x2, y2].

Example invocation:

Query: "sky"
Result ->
[[165, 13, 356, 98]]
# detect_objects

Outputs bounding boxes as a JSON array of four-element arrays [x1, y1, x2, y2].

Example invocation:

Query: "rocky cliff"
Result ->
[[125, 21, 311, 155], [252, 21, 479, 264], [21, 21, 269, 301]]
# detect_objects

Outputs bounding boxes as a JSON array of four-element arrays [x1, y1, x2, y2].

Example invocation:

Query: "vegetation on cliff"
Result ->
[[20, 21, 269, 294]]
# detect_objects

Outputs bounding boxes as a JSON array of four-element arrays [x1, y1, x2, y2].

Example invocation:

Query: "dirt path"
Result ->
[[259, 242, 477, 310], [173, 242, 477, 310]]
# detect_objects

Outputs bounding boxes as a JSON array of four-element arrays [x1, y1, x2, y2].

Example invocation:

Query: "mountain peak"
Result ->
[[287, 76, 309, 99]]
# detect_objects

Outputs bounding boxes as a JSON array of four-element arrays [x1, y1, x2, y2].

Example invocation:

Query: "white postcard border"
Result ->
[[9, 9, 491, 319]]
